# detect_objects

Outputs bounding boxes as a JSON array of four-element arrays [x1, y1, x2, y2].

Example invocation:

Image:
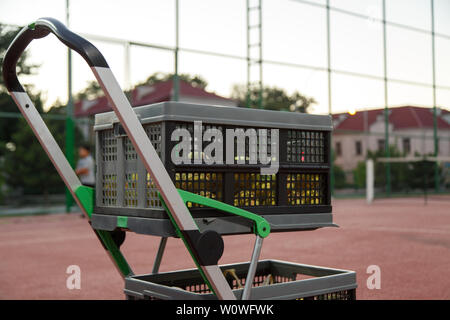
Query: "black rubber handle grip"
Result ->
[[2, 17, 108, 92]]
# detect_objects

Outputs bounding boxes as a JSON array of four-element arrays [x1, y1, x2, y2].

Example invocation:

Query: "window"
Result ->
[[402, 138, 411, 154], [377, 139, 385, 152], [335, 142, 342, 157], [355, 141, 362, 156]]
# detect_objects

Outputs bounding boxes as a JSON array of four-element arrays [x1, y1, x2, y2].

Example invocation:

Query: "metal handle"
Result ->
[[2, 18, 236, 300], [3, 17, 108, 92], [1, 17, 111, 209], [1, 19, 136, 279]]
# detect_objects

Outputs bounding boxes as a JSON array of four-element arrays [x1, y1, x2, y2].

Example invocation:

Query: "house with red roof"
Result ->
[[74, 79, 237, 138], [74, 79, 237, 118], [332, 106, 450, 179]]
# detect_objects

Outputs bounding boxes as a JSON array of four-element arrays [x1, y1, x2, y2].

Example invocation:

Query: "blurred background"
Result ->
[[0, 0, 449, 214]]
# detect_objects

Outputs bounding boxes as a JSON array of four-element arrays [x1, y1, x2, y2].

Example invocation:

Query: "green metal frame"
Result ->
[[75, 185, 133, 277], [74, 185, 271, 293], [74, 185, 94, 218], [175, 189, 270, 238]]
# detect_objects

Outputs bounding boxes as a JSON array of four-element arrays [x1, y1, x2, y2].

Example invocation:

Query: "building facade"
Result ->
[[332, 106, 450, 181]]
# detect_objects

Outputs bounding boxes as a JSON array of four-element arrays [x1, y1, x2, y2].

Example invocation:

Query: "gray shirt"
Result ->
[[76, 154, 95, 185]]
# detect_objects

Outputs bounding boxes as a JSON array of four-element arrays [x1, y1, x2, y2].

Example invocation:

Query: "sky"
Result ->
[[1, 0, 450, 114]]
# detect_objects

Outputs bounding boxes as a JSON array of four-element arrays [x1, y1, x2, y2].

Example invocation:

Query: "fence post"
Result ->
[[366, 159, 374, 204], [65, 0, 75, 213], [431, 0, 439, 193], [382, 0, 391, 197]]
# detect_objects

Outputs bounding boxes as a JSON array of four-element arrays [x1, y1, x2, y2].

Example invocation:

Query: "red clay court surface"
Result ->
[[1, 196, 449, 300]]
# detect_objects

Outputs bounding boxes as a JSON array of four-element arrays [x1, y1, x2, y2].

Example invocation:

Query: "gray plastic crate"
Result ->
[[124, 260, 357, 300], [93, 102, 334, 235]]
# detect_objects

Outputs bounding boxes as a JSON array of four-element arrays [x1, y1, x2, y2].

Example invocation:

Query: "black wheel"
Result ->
[[110, 229, 126, 248]]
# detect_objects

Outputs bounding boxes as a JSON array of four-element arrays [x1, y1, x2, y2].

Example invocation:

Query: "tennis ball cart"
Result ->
[[3, 18, 356, 300]]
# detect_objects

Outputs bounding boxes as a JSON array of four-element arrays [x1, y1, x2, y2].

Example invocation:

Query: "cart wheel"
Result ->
[[110, 229, 126, 248]]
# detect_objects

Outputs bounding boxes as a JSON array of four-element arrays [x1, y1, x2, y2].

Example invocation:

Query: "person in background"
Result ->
[[76, 144, 95, 188], [75, 144, 125, 245], [75, 145, 125, 244], [75, 144, 95, 218]]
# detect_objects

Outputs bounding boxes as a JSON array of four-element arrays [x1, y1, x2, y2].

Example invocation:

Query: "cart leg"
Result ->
[[152, 237, 167, 274], [241, 236, 263, 300]]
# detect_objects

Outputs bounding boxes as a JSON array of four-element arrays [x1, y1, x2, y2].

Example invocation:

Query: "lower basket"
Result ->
[[124, 260, 357, 300]]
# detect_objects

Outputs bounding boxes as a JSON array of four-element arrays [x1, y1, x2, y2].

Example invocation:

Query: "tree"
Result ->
[[2, 94, 61, 198], [231, 84, 316, 113], [74, 80, 102, 101], [0, 23, 39, 148], [0, 91, 19, 145], [353, 161, 366, 189], [47, 102, 87, 145], [135, 72, 208, 89], [352, 145, 429, 192], [0, 23, 38, 90], [407, 153, 442, 190], [0, 23, 39, 202], [3, 119, 65, 198], [2, 99, 86, 201], [333, 164, 348, 189], [330, 151, 348, 189], [74, 72, 209, 103], [0, 140, 5, 203], [369, 146, 409, 192]]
